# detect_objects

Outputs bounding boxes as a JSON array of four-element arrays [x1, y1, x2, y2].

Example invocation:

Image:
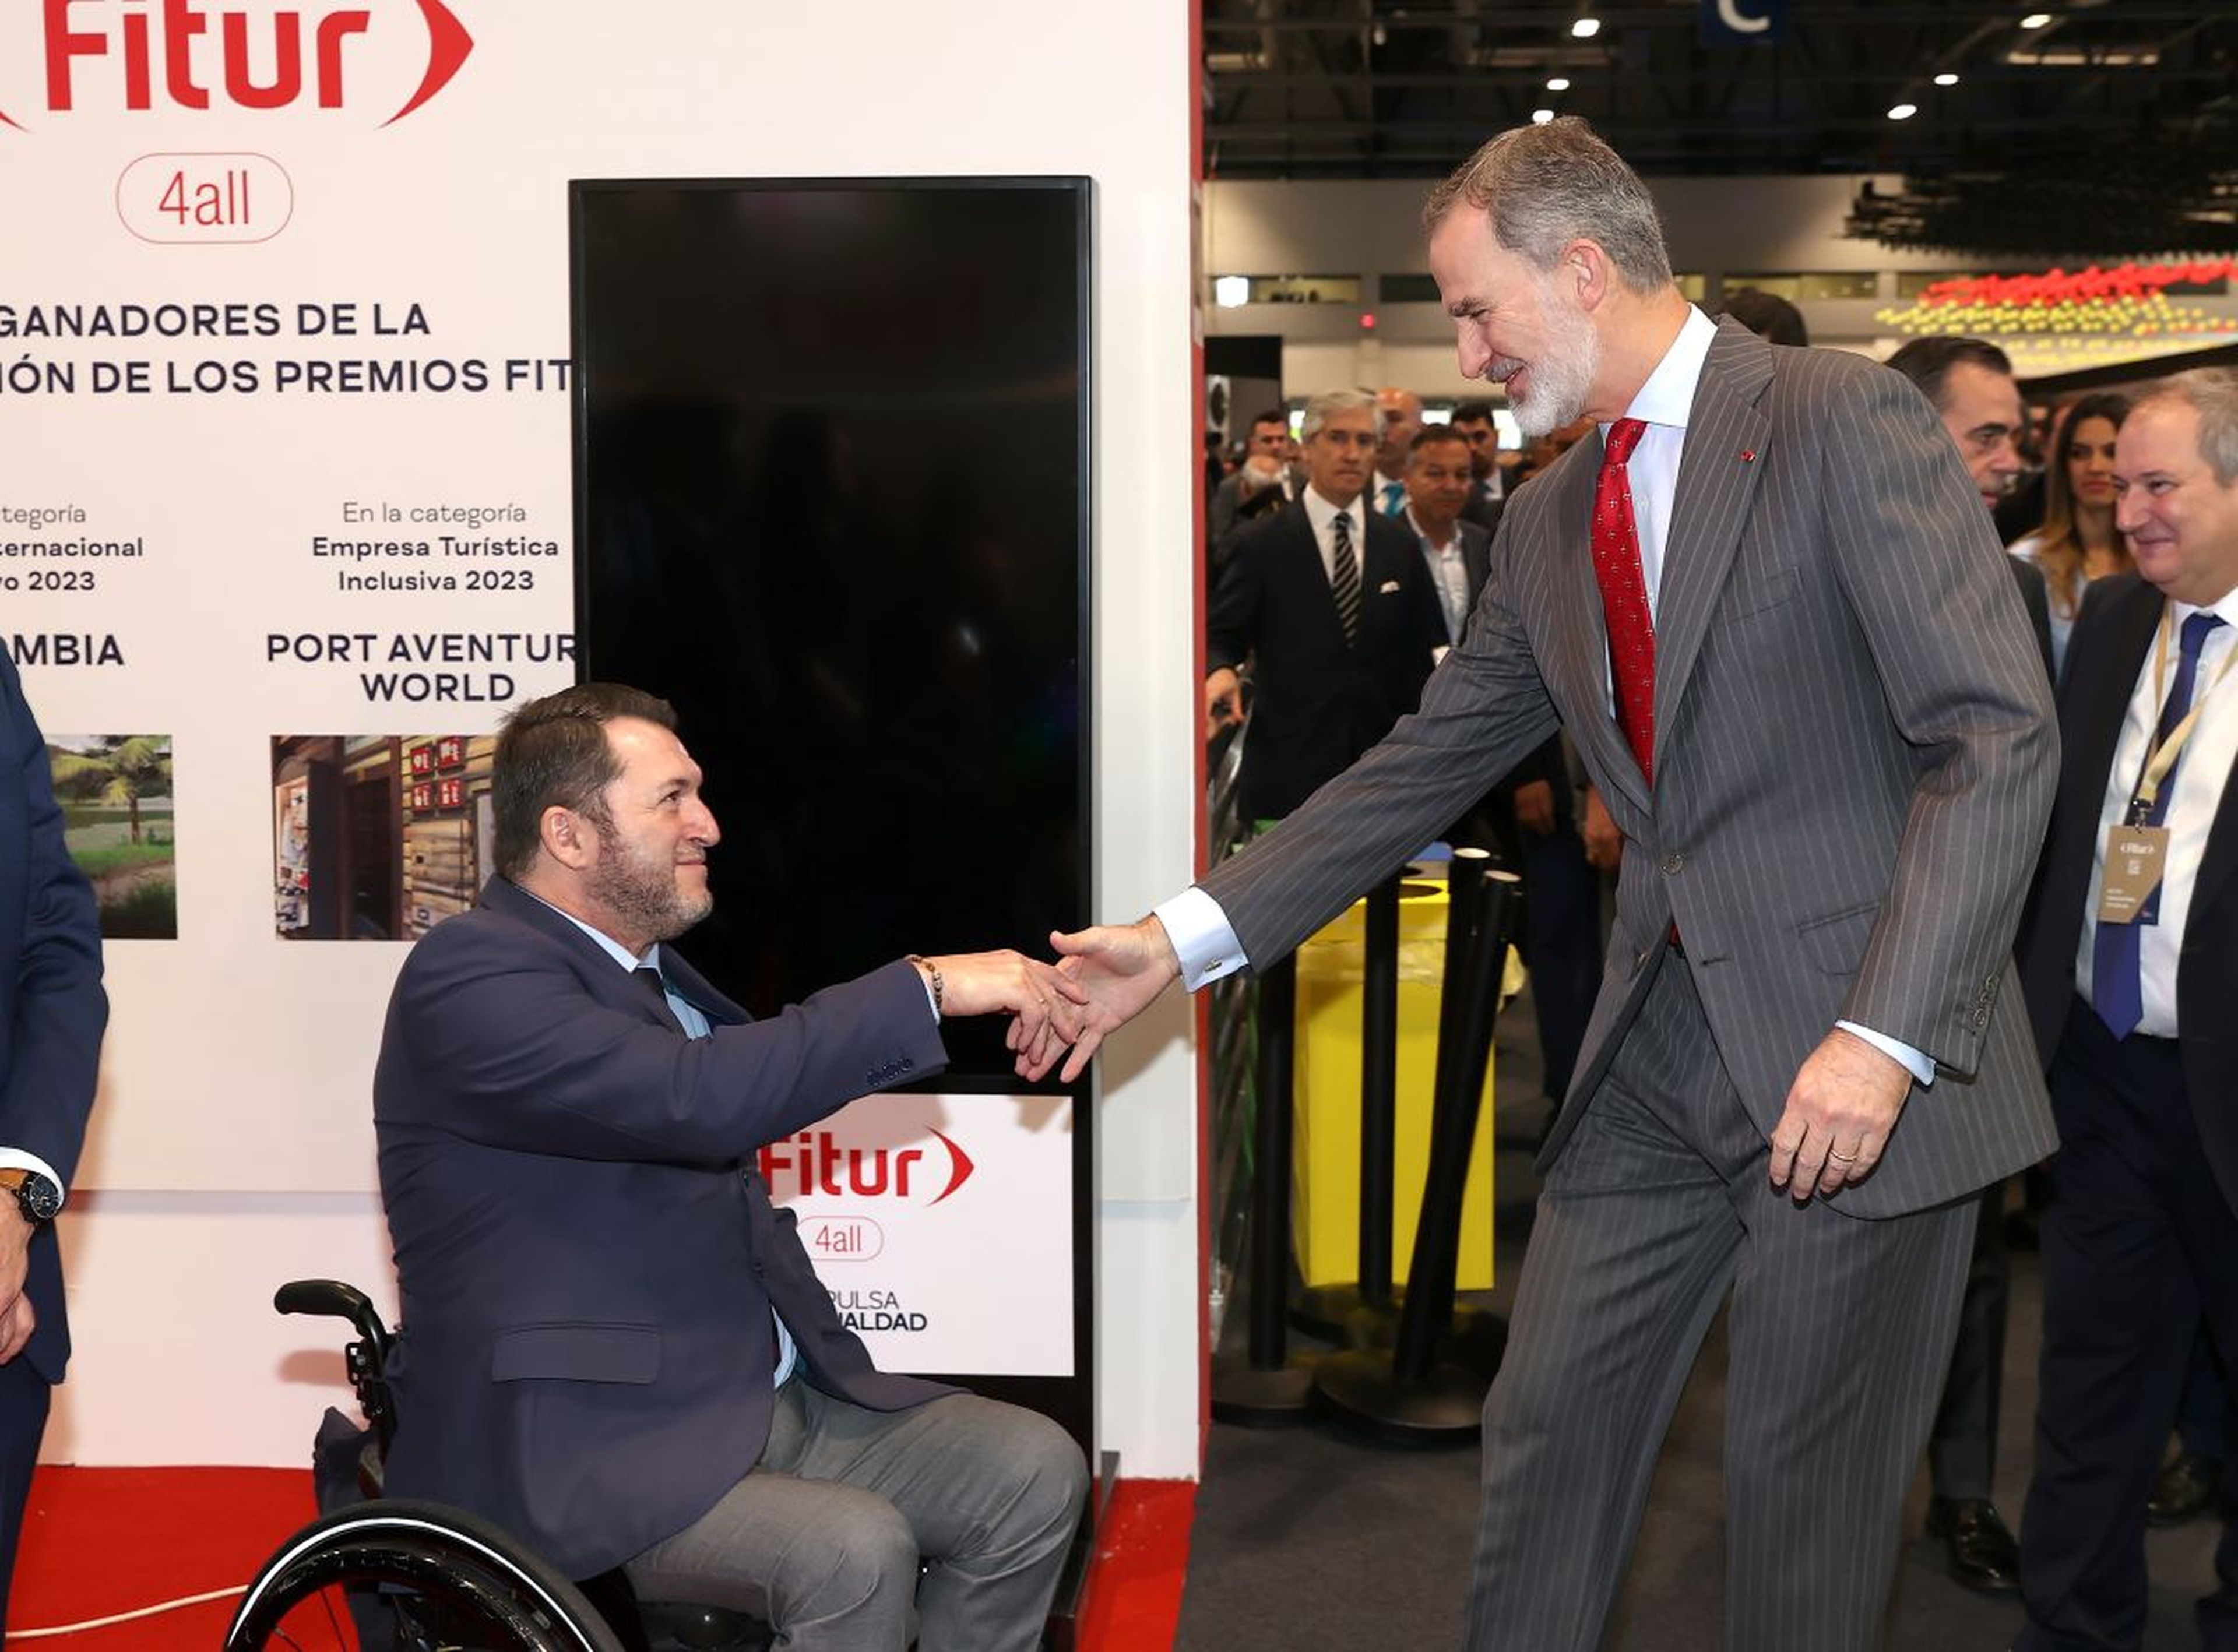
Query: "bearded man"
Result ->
[[1051, 118, 2057, 1652], [373, 681, 1087, 1651]]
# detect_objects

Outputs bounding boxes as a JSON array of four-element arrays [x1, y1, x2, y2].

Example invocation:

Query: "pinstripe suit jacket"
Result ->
[[1202, 319, 2059, 1217]]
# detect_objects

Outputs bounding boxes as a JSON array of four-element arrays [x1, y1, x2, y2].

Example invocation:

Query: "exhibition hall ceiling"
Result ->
[[1202, 2, 2238, 186]]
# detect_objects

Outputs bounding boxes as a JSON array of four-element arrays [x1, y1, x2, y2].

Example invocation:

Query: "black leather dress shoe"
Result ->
[[2148, 1452, 2225, 1527], [1926, 1496, 2021, 1594]]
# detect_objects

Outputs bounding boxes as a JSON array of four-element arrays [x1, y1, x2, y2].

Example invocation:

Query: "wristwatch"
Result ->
[[0, 1168, 61, 1224]]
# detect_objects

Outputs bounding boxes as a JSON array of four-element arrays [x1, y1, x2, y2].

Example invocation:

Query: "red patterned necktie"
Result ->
[[1592, 418, 1656, 786]]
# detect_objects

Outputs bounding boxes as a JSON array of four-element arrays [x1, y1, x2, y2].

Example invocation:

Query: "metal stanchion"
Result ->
[[1357, 871, 1400, 1308], [1441, 848, 1510, 1380], [1211, 952, 1319, 1424], [1424, 848, 1508, 1367], [1313, 869, 1522, 1442], [1290, 869, 1404, 1344]]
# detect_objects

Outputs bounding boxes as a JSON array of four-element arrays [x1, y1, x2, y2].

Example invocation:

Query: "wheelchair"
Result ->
[[224, 1280, 775, 1652]]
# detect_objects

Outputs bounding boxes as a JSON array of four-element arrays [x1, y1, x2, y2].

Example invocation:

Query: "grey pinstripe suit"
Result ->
[[1201, 319, 2058, 1649]]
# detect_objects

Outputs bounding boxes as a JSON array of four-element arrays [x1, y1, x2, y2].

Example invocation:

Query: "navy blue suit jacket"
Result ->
[[374, 877, 951, 1579], [2018, 572, 2238, 1210], [0, 652, 104, 1385]]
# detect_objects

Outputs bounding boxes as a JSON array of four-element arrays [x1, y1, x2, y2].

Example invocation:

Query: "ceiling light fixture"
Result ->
[[1532, 108, 1557, 125], [1571, 17, 1602, 40], [1887, 103, 1918, 121], [1933, 72, 1959, 87], [2011, 47, 2156, 66], [2019, 12, 2052, 28], [1547, 76, 1571, 91]]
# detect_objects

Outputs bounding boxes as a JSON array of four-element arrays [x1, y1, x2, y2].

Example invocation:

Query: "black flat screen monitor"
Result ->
[[570, 178, 1091, 1085]]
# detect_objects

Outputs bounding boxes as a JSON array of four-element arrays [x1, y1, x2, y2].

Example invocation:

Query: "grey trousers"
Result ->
[[1464, 949, 1976, 1652], [624, 1383, 1086, 1652]]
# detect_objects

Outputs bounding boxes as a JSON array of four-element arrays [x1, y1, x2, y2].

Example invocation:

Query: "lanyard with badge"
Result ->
[[2098, 605, 2237, 927]]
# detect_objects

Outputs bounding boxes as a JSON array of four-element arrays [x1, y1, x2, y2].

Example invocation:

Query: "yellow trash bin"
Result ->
[[1291, 871, 1514, 1292]]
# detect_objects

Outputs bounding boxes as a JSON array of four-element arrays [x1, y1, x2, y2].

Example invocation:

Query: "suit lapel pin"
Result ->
[[1739, 448, 1757, 463]]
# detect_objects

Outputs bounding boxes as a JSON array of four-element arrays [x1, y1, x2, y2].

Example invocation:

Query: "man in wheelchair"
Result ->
[[371, 683, 1089, 1651]]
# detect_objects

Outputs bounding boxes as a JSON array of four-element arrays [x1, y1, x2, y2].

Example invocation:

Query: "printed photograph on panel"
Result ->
[[272, 734, 495, 941], [50, 734, 177, 939]]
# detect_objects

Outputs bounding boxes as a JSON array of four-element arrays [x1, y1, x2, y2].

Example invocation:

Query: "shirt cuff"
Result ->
[[1835, 1021, 1934, 1089], [0, 1150, 65, 1213], [1152, 887, 1250, 992]]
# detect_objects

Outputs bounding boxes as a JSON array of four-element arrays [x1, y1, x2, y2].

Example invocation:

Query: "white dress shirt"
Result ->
[[1300, 484, 1366, 593], [0, 1149, 63, 1212], [2072, 590, 2238, 1036], [1602, 306, 1717, 636], [1410, 508, 1473, 646], [1162, 306, 1932, 1084]]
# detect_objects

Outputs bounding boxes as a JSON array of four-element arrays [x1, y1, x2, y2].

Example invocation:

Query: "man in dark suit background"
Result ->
[[1402, 423, 1490, 653], [2014, 369, 2238, 1652], [1207, 407, 1300, 590], [1448, 399, 1508, 533], [1886, 335, 2058, 681], [1206, 387, 1445, 823], [1404, 424, 1600, 1104], [375, 682, 1086, 1651], [1056, 118, 2054, 1651], [1881, 331, 2067, 1593], [0, 653, 104, 1637], [1371, 386, 1426, 519]]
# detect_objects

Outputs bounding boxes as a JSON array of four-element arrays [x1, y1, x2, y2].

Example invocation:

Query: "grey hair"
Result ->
[[1300, 388, 1382, 445], [1421, 117, 1674, 295], [2133, 368, 2238, 487]]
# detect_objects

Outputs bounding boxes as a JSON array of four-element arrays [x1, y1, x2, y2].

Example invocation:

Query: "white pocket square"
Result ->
[[1377, 579, 1402, 594]]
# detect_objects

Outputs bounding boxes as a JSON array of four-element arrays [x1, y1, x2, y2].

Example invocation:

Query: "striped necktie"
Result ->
[[1330, 508, 1360, 645]]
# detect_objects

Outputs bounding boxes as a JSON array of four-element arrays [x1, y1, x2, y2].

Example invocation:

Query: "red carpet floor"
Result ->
[[8, 1467, 1192, 1649]]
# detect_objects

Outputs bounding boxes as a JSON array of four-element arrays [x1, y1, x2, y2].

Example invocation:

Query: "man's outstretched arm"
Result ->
[[1040, 918, 1183, 1083]]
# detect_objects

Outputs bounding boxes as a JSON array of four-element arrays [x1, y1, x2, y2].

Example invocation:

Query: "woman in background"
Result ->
[[2007, 390, 2130, 679]]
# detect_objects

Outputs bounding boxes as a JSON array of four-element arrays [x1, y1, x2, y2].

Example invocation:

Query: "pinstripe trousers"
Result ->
[[1465, 947, 1976, 1652]]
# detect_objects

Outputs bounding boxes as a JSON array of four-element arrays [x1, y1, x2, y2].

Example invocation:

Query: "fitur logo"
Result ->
[[758, 1128, 979, 1207], [2, 0, 474, 130]]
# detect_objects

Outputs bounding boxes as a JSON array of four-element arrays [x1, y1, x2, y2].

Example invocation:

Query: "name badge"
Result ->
[[2096, 823, 2170, 924]]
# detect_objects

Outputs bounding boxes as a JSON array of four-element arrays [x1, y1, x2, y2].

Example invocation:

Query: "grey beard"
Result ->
[[1509, 330, 1599, 440]]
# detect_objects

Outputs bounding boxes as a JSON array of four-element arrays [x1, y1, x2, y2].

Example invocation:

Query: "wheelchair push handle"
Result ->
[[274, 1278, 393, 1366]]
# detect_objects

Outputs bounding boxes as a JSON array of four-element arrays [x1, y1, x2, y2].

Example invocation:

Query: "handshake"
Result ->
[[921, 917, 1183, 1084]]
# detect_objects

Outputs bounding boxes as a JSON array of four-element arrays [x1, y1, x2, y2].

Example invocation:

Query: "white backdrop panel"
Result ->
[[4, 0, 1201, 1475]]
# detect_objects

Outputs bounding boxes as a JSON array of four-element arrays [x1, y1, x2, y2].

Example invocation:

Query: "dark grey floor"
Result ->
[[1177, 986, 2226, 1651]]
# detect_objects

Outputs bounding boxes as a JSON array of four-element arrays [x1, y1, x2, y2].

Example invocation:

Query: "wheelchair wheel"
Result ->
[[224, 1498, 629, 1652]]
